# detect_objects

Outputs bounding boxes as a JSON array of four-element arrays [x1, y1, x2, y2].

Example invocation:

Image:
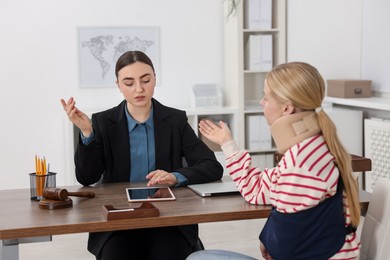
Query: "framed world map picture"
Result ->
[[78, 26, 160, 88]]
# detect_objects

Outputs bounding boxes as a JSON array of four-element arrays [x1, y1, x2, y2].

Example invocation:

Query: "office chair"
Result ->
[[360, 178, 390, 260]]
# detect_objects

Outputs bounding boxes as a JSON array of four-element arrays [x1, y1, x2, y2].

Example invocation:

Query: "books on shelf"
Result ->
[[246, 34, 273, 71], [245, 0, 272, 30], [246, 114, 272, 150]]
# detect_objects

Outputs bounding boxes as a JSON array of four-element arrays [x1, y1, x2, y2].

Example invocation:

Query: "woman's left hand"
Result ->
[[146, 170, 177, 186]]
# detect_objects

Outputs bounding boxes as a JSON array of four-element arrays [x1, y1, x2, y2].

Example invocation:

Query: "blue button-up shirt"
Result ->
[[80, 104, 188, 186], [125, 107, 156, 182]]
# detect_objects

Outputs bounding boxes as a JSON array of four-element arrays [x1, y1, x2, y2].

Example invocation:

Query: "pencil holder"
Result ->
[[29, 172, 57, 201]]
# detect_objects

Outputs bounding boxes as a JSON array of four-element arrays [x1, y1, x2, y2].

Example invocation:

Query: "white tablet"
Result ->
[[126, 187, 176, 202]]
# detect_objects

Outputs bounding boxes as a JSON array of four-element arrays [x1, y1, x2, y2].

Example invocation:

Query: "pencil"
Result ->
[[43, 157, 46, 175], [35, 155, 49, 199], [35, 155, 38, 174]]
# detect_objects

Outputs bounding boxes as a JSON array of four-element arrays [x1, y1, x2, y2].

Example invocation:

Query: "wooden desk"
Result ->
[[349, 154, 372, 172], [0, 154, 373, 259], [0, 183, 271, 259]]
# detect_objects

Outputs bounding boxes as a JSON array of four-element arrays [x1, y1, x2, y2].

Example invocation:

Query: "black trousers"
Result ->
[[96, 225, 198, 260]]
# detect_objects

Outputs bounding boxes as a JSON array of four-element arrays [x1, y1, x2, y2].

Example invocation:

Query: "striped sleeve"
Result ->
[[221, 140, 272, 205]]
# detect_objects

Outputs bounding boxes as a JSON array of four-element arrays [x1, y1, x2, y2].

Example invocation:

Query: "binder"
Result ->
[[245, 0, 272, 30], [260, 35, 273, 71], [259, 0, 272, 29], [246, 115, 272, 150], [246, 34, 273, 71]]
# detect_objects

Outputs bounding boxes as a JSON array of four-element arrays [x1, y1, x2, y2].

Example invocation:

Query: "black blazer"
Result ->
[[74, 98, 223, 256]]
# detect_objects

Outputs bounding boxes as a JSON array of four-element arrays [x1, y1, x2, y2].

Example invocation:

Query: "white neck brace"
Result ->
[[270, 111, 321, 154]]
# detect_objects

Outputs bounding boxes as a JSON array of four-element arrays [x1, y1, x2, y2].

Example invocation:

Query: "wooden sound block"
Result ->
[[39, 198, 73, 210], [102, 202, 160, 220]]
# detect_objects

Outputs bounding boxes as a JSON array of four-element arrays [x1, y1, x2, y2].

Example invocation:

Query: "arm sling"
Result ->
[[259, 179, 355, 260]]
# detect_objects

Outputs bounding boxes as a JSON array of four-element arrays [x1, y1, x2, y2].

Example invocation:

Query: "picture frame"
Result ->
[[78, 26, 160, 88]]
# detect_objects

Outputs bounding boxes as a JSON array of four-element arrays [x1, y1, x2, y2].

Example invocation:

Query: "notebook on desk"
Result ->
[[187, 179, 240, 197]]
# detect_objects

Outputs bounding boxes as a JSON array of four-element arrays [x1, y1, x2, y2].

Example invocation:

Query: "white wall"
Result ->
[[362, 0, 390, 94], [0, 0, 224, 189], [287, 0, 363, 80], [0, 0, 371, 190]]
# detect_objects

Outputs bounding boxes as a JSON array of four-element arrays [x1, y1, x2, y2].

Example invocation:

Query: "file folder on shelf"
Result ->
[[245, 0, 272, 30], [246, 114, 272, 150], [246, 35, 273, 71]]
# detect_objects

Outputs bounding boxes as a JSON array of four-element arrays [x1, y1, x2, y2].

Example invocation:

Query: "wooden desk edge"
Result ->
[[0, 207, 271, 240], [350, 154, 372, 172]]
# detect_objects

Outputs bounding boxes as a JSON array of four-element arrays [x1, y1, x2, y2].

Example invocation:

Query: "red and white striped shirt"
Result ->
[[221, 134, 360, 259]]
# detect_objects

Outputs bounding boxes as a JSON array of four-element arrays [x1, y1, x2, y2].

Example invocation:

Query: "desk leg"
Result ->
[[1, 240, 18, 260], [0, 236, 52, 260]]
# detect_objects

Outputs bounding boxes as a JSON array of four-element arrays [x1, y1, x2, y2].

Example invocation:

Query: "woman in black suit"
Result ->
[[61, 50, 223, 260]]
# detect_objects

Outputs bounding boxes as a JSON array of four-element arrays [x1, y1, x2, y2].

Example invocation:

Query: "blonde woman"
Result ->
[[188, 62, 360, 259]]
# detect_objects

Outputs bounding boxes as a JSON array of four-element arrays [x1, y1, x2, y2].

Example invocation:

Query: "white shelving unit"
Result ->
[[324, 96, 390, 190], [223, 0, 287, 166], [179, 0, 287, 170], [324, 96, 390, 112], [182, 107, 239, 174], [184, 107, 239, 137]]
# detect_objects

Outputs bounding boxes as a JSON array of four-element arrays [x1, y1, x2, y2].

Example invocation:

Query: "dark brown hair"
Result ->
[[115, 51, 155, 79]]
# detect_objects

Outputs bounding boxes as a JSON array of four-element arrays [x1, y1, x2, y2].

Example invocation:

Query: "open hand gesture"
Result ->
[[61, 97, 93, 137], [198, 119, 233, 147]]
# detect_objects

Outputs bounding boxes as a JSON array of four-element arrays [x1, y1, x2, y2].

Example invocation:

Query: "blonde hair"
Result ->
[[266, 62, 360, 227]]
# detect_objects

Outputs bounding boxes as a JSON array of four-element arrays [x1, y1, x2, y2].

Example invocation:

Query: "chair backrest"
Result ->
[[360, 178, 390, 260]]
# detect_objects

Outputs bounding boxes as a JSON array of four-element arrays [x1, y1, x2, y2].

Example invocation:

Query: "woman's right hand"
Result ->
[[61, 97, 93, 137], [198, 119, 233, 146]]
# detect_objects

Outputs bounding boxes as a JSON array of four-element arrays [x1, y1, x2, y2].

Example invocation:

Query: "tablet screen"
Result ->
[[126, 187, 176, 202]]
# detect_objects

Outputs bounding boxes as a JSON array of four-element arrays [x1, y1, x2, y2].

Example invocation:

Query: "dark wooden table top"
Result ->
[[0, 182, 272, 240]]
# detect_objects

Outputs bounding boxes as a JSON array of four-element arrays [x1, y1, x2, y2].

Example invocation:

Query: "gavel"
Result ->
[[43, 187, 95, 201]]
